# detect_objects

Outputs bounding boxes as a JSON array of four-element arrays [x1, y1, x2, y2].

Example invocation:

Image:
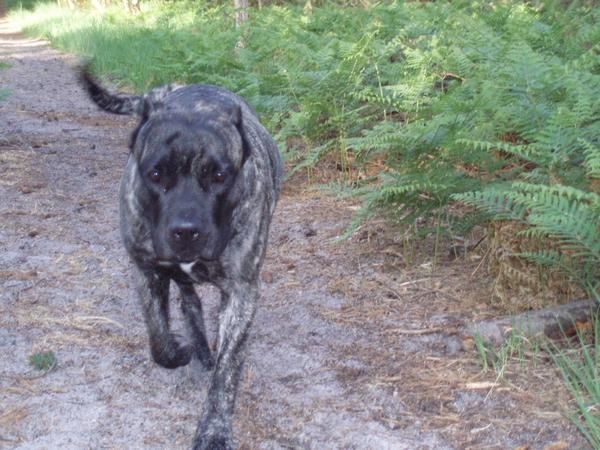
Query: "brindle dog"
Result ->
[[80, 68, 283, 450]]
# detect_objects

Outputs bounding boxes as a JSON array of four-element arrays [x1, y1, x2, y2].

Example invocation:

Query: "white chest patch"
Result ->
[[180, 262, 196, 275]]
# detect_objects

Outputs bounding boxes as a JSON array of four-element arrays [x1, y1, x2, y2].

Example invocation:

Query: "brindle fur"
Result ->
[[80, 68, 283, 450]]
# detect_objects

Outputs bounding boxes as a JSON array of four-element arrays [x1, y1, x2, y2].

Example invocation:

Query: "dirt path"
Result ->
[[0, 18, 590, 450]]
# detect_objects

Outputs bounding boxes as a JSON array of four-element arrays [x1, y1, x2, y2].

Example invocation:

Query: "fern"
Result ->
[[453, 182, 600, 296], [453, 189, 528, 222], [582, 140, 600, 179]]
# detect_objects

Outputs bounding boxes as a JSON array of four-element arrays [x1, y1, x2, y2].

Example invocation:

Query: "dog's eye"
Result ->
[[213, 171, 226, 184], [148, 169, 161, 183]]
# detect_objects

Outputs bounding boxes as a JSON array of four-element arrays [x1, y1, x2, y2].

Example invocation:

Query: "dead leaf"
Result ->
[[542, 442, 569, 450]]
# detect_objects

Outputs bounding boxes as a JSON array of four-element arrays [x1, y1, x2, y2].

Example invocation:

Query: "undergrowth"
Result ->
[[549, 311, 600, 449], [473, 311, 600, 448]]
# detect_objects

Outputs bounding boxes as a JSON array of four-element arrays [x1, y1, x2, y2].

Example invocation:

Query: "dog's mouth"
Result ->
[[157, 259, 196, 265], [156, 253, 218, 267]]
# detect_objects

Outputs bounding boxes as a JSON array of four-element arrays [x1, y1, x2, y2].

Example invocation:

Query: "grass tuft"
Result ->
[[28, 350, 57, 372], [548, 313, 600, 448]]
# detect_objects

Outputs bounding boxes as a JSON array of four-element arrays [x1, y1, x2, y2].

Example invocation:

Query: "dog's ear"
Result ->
[[228, 104, 251, 165], [128, 101, 152, 151], [128, 95, 169, 152]]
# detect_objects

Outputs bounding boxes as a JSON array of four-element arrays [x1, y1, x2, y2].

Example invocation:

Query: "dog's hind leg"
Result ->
[[134, 268, 193, 369], [178, 282, 215, 370], [193, 281, 258, 450]]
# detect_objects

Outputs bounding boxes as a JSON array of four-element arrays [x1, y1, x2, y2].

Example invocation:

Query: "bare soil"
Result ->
[[0, 18, 590, 450]]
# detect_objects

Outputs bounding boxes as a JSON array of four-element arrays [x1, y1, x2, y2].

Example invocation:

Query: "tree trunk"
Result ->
[[234, 0, 248, 28]]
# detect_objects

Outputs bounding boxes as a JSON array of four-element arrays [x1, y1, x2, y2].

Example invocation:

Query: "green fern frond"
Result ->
[[581, 140, 600, 179], [511, 181, 599, 204], [452, 188, 529, 221], [458, 139, 551, 167], [374, 181, 449, 205], [454, 181, 600, 294], [517, 249, 566, 269]]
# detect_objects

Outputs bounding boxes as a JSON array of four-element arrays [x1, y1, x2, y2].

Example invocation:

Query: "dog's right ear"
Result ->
[[128, 103, 151, 152]]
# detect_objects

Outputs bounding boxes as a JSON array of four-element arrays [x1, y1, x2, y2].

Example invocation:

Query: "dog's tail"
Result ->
[[79, 66, 144, 116]]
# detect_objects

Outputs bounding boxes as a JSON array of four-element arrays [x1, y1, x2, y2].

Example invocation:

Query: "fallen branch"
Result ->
[[383, 326, 445, 335], [466, 299, 599, 346]]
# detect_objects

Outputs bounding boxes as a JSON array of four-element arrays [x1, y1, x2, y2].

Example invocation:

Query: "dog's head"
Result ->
[[129, 93, 251, 263]]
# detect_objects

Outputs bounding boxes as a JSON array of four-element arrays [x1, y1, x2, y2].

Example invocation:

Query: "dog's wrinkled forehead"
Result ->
[[134, 95, 245, 169]]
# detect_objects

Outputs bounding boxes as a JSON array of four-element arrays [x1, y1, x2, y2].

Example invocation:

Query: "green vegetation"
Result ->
[[28, 350, 56, 371], [549, 314, 600, 449], [455, 180, 600, 299], [0, 62, 10, 100], [5, 0, 52, 11], [474, 329, 542, 376], [473, 311, 600, 448]]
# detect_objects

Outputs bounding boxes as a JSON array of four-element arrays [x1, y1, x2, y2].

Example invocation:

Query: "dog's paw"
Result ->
[[192, 435, 232, 450], [193, 420, 233, 450], [151, 335, 193, 369]]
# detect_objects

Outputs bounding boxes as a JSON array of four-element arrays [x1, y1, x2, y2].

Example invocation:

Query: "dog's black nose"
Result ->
[[170, 223, 202, 244]]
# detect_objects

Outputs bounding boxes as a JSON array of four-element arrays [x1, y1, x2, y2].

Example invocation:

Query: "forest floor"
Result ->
[[0, 16, 590, 450]]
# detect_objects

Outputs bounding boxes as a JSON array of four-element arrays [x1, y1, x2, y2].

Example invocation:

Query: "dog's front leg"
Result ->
[[178, 282, 215, 370], [193, 281, 258, 450], [134, 267, 193, 369]]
